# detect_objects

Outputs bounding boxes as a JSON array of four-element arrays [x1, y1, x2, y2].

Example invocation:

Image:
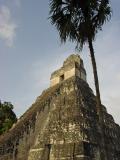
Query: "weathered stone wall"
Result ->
[[50, 54, 86, 87], [102, 110, 120, 159], [28, 77, 100, 160], [0, 77, 120, 160], [0, 83, 64, 160]]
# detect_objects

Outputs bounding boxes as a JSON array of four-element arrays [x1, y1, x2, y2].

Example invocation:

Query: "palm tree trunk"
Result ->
[[88, 38, 107, 160], [88, 38, 101, 116]]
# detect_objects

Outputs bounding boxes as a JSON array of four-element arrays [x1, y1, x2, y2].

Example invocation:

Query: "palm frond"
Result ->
[[49, 0, 111, 49]]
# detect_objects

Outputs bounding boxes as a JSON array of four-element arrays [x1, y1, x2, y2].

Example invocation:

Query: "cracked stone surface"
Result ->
[[0, 77, 120, 160]]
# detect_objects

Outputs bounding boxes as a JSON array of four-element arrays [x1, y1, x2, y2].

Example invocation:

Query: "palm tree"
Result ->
[[49, 0, 111, 159]]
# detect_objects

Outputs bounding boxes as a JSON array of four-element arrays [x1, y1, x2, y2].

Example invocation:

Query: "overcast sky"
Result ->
[[0, 0, 120, 125]]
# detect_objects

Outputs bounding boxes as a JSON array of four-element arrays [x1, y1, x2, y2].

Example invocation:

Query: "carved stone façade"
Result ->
[[0, 54, 120, 160], [50, 54, 86, 87]]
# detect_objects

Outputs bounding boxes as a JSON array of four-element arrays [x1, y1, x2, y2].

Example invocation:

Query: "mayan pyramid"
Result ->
[[0, 54, 120, 160]]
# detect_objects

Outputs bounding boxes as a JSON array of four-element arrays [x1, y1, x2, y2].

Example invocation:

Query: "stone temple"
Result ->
[[50, 54, 86, 87], [0, 54, 120, 160]]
